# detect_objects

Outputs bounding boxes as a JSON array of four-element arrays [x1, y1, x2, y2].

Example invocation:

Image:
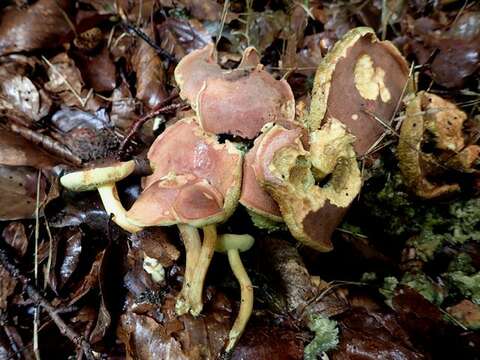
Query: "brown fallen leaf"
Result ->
[[0, 130, 58, 168], [44, 53, 103, 111], [0, 75, 51, 122], [0, 263, 17, 310], [2, 222, 28, 258], [0, 0, 73, 56], [67, 249, 105, 306], [332, 307, 425, 360], [59, 230, 83, 289], [131, 228, 180, 268], [0, 165, 48, 221], [132, 26, 168, 109], [177, 0, 222, 22], [119, 311, 189, 360], [74, 46, 117, 93]]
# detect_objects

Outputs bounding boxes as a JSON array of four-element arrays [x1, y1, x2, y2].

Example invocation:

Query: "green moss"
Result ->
[[364, 172, 480, 262], [401, 273, 445, 305], [447, 272, 480, 305], [380, 276, 399, 306], [380, 273, 445, 306], [448, 253, 475, 274], [304, 315, 339, 360], [247, 209, 285, 233]]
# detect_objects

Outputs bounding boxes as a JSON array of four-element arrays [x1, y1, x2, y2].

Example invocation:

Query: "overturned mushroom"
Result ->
[[398, 92, 464, 199], [127, 117, 243, 316], [215, 233, 255, 352], [308, 27, 410, 155], [253, 120, 361, 251], [60, 161, 141, 233], [175, 44, 298, 139]]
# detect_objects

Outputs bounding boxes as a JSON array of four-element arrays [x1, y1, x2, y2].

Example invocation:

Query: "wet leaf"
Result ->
[[131, 228, 180, 268], [231, 322, 305, 360], [66, 249, 105, 306], [0, 264, 17, 309], [2, 222, 28, 258], [0, 0, 73, 56], [0, 75, 51, 121], [59, 230, 83, 289], [119, 311, 189, 360], [177, 0, 222, 22], [110, 82, 138, 131], [0, 165, 48, 221], [332, 307, 425, 359], [44, 52, 102, 110], [132, 26, 167, 109], [0, 130, 58, 169], [74, 47, 117, 93]]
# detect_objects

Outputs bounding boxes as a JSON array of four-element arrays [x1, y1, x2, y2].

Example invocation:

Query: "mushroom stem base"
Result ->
[[176, 224, 201, 315], [188, 224, 217, 317], [97, 185, 141, 233], [225, 249, 253, 353]]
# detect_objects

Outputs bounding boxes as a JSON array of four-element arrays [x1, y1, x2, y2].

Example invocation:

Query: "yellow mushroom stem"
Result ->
[[175, 224, 202, 315], [225, 248, 254, 352], [188, 224, 217, 316], [97, 184, 142, 233]]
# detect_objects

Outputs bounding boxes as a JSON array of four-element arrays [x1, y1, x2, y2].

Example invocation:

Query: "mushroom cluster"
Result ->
[[59, 26, 410, 353]]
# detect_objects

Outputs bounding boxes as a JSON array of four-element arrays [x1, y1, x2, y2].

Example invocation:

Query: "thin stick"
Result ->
[[0, 249, 95, 360], [41, 56, 87, 108], [121, 22, 176, 63], [33, 171, 41, 359], [7, 124, 82, 166]]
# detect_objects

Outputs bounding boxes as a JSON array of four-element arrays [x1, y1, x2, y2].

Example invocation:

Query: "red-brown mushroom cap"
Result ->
[[127, 174, 224, 227], [174, 43, 223, 107], [143, 117, 243, 220], [239, 137, 282, 221], [308, 27, 410, 155], [197, 66, 296, 139]]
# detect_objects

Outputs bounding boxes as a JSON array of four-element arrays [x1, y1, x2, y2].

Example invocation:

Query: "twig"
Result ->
[[121, 22, 176, 63], [7, 123, 82, 166], [118, 90, 183, 156], [41, 56, 88, 108], [33, 171, 41, 360], [0, 249, 96, 360]]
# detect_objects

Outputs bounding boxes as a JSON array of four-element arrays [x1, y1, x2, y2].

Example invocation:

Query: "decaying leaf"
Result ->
[[0, 0, 73, 56], [132, 26, 167, 109], [2, 222, 28, 258], [0, 75, 51, 121], [397, 92, 477, 199], [0, 264, 17, 310], [0, 165, 48, 221]]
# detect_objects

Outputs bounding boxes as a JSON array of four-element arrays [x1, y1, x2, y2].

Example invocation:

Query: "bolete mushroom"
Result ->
[[398, 91, 477, 198], [215, 233, 255, 352], [60, 160, 141, 233], [126, 117, 243, 316], [308, 27, 410, 156], [175, 43, 298, 139], [253, 120, 361, 251], [239, 137, 284, 230]]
